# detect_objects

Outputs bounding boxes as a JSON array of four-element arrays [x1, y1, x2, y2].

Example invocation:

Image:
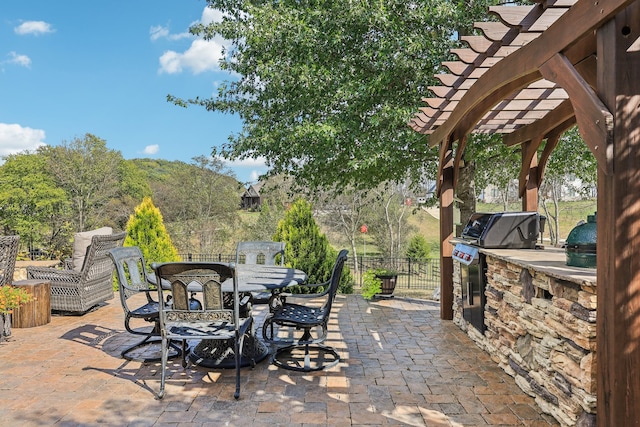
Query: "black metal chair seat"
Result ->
[[168, 318, 246, 340], [269, 304, 325, 336], [130, 301, 160, 319], [262, 250, 348, 372]]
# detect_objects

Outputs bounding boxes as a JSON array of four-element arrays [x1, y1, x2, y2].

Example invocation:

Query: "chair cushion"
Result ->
[[71, 227, 113, 271]]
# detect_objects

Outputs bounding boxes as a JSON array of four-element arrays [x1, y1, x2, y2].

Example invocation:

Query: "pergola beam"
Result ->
[[540, 53, 614, 174], [429, 0, 634, 148]]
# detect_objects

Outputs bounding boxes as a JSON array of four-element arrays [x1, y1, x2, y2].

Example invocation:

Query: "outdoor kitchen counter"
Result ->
[[452, 245, 598, 426], [478, 246, 596, 287]]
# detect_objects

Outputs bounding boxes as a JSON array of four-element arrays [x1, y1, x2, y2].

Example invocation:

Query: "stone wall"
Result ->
[[453, 254, 597, 427]]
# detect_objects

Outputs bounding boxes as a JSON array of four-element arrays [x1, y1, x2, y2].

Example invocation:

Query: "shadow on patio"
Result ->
[[0, 294, 558, 426]]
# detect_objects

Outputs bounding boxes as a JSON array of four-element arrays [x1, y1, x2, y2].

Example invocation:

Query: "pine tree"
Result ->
[[274, 199, 353, 293], [124, 197, 180, 268], [406, 235, 431, 262]]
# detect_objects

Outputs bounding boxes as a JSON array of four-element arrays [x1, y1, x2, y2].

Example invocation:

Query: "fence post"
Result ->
[[407, 258, 411, 289]]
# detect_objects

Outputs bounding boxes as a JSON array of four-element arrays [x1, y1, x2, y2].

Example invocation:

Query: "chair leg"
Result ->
[[158, 337, 169, 399], [234, 336, 241, 400], [181, 340, 188, 368]]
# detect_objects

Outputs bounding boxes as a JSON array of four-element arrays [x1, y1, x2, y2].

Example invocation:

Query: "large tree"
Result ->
[[170, 0, 495, 193], [40, 134, 123, 232], [0, 152, 70, 253]]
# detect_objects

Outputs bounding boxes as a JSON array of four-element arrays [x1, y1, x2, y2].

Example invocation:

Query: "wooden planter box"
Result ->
[[376, 274, 397, 295]]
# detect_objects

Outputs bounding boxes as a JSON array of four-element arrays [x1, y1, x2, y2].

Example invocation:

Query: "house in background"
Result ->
[[241, 182, 263, 210]]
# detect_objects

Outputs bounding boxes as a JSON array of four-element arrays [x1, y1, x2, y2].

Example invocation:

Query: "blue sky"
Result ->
[[0, 0, 264, 184]]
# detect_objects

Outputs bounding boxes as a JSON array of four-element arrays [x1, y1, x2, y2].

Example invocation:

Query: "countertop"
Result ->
[[478, 246, 596, 287]]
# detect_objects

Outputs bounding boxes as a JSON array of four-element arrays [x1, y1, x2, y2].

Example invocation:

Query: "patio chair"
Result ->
[[27, 231, 126, 313], [108, 246, 181, 362], [235, 241, 285, 305], [0, 236, 20, 286], [262, 249, 348, 372], [152, 261, 254, 400]]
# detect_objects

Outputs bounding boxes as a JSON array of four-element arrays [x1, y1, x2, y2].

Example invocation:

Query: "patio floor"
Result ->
[[0, 294, 559, 426]]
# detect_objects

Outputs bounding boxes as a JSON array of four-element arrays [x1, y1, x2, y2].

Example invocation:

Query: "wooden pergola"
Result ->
[[410, 0, 640, 425]]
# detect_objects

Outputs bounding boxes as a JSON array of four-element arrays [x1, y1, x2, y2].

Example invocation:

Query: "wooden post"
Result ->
[[440, 142, 455, 320], [521, 140, 539, 212], [11, 280, 51, 328], [596, 3, 640, 426]]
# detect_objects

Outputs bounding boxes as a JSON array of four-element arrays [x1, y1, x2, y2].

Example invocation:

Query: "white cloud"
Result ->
[[159, 38, 227, 74], [7, 52, 31, 68], [149, 25, 191, 42], [143, 144, 159, 155], [150, 25, 170, 41], [0, 123, 46, 157], [249, 170, 260, 182], [201, 8, 225, 25], [227, 156, 267, 168], [14, 21, 54, 36], [156, 7, 231, 75]]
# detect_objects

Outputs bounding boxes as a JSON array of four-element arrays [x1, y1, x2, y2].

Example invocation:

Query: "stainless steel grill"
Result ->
[[453, 211, 544, 333]]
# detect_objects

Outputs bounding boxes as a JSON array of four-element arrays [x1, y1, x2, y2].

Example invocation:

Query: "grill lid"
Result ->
[[461, 212, 541, 249]]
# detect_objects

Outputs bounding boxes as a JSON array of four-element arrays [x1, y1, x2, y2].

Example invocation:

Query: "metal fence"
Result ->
[[349, 256, 440, 292], [179, 253, 236, 263], [179, 253, 440, 294]]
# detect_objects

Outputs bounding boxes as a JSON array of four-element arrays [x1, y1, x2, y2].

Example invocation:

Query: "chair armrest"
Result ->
[[27, 266, 82, 283], [283, 280, 331, 299]]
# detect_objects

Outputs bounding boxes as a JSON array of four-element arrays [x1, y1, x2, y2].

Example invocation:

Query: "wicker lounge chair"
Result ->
[[27, 232, 126, 313]]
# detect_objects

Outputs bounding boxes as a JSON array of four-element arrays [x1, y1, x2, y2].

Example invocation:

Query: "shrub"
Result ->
[[0, 286, 33, 314], [273, 199, 353, 294]]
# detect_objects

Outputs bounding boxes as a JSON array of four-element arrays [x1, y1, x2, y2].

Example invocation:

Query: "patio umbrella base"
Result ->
[[188, 334, 269, 368]]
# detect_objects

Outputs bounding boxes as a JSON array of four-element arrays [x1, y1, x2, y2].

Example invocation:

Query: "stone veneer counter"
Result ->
[[479, 247, 596, 287], [452, 246, 597, 427]]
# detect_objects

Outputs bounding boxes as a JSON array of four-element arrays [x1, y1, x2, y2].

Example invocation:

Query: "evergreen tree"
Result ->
[[274, 199, 353, 294], [406, 235, 431, 262], [124, 197, 180, 268]]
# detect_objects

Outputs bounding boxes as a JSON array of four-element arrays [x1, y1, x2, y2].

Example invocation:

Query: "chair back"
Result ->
[[108, 246, 152, 304], [152, 262, 239, 331], [80, 232, 127, 282], [320, 249, 349, 318], [236, 241, 285, 266], [0, 236, 20, 286]]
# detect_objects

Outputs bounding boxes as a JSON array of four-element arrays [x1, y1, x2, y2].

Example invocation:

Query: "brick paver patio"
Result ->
[[0, 294, 558, 426]]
